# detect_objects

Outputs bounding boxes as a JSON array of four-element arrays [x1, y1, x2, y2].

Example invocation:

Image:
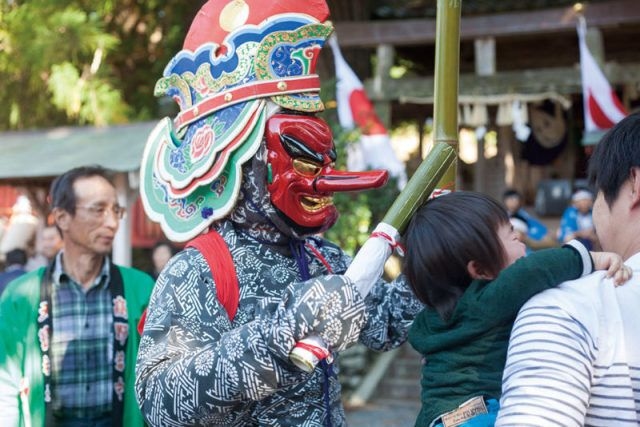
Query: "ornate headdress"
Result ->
[[140, 0, 333, 242]]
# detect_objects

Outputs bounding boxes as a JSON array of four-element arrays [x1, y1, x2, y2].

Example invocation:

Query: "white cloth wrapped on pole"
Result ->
[[345, 222, 402, 298]]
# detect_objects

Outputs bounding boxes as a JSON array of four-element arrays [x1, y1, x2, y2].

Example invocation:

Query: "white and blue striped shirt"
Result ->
[[496, 253, 640, 426]]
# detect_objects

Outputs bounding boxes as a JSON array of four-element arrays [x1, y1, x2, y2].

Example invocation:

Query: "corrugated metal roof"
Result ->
[[0, 121, 157, 179]]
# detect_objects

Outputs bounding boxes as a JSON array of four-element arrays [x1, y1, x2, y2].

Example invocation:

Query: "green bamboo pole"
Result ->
[[381, 0, 461, 234], [291, 0, 463, 373], [433, 0, 461, 190]]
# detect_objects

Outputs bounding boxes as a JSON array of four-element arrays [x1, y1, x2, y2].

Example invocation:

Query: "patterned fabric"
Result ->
[[136, 194, 422, 426], [136, 100, 423, 424], [136, 226, 420, 426], [257, 274, 366, 356], [49, 253, 113, 419]]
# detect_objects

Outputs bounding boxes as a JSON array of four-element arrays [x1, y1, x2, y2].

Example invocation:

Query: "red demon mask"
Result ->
[[266, 114, 388, 232]]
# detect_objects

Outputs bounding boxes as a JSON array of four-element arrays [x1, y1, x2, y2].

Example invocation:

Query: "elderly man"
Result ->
[[497, 113, 640, 426], [0, 166, 155, 427]]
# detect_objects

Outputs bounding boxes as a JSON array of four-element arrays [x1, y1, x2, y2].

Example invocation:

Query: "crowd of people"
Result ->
[[502, 185, 598, 255], [0, 0, 638, 425]]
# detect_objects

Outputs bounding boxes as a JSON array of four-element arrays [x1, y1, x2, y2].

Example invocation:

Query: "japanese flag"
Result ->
[[329, 35, 407, 189], [577, 17, 627, 133]]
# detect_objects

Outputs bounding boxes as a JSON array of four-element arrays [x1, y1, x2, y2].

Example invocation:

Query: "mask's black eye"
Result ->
[[280, 134, 324, 163]]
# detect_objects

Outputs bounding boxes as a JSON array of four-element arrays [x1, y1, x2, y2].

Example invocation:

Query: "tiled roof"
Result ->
[[0, 121, 156, 180]]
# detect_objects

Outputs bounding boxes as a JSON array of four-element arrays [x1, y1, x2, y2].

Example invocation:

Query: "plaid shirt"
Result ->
[[49, 252, 113, 419]]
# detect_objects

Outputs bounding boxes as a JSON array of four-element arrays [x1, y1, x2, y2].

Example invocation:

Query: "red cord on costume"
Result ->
[[370, 231, 406, 256], [305, 242, 334, 273], [294, 340, 331, 361]]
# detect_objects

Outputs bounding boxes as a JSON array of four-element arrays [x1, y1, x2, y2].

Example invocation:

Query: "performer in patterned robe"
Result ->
[[135, 1, 423, 425]]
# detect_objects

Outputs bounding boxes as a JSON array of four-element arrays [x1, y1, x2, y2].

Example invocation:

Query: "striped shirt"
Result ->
[[50, 252, 113, 419], [496, 252, 640, 426]]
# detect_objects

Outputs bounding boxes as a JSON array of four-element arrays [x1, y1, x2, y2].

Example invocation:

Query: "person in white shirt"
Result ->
[[496, 112, 640, 427]]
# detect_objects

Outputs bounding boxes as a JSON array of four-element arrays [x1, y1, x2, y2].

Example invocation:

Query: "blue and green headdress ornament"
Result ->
[[140, 0, 333, 241]]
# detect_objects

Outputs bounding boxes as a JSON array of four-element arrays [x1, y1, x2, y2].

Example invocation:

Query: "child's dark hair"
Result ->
[[403, 191, 510, 320]]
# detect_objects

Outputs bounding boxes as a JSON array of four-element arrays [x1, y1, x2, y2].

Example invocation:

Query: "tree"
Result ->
[[0, 0, 201, 130]]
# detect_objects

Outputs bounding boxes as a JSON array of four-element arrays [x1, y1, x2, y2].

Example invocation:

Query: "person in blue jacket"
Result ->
[[503, 189, 557, 250], [558, 188, 598, 250]]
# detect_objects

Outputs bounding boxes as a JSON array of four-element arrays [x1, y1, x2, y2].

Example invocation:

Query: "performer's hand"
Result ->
[[256, 275, 366, 363], [300, 275, 367, 352]]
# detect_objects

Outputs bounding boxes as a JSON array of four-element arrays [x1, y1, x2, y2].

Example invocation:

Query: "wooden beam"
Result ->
[[333, 0, 640, 48], [373, 44, 394, 96], [364, 62, 640, 101]]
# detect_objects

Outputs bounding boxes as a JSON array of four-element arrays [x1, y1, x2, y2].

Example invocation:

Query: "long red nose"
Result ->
[[313, 169, 389, 193]]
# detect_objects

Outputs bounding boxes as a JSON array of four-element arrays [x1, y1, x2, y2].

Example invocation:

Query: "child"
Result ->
[[403, 191, 630, 427]]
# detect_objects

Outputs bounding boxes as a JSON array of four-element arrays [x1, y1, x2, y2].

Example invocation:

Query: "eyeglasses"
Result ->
[[75, 204, 126, 220]]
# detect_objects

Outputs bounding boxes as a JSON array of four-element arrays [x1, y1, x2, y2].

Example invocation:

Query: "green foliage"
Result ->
[[0, 0, 200, 130], [325, 174, 400, 257], [48, 61, 129, 125], [1, 2, 123, 128], [48, 62, 81, 115], [0, 0, 403, 258], [320, 80, 402, 256]]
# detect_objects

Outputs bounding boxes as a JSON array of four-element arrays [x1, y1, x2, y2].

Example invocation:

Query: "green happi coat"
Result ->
[[0, 265, 154, 427]]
